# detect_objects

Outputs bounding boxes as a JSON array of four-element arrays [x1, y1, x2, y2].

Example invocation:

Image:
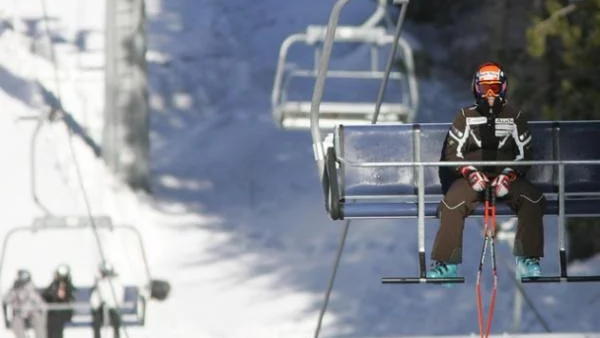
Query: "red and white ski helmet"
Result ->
[[472, 62, 508, 102]]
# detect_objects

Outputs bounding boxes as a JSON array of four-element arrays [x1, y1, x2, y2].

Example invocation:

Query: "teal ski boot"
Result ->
[[427, 261, 458, 287], [516, 256, 541, 278]]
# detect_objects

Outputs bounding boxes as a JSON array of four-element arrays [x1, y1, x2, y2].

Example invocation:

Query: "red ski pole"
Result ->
[[476, 186, 498, 338], [485, 187, 498, 337]]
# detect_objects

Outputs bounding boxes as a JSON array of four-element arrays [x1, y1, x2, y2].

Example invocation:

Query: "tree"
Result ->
[[526, 0, 600, 261], [526, 0, 600, 120]]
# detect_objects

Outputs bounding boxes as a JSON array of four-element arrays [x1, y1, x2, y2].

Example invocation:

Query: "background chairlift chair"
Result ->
[[0, 216, 170, 328], [271, 2, 418, 130]]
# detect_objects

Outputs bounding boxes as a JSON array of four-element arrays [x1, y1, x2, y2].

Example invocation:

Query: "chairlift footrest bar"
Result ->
[[381, 276, 465, 284], [521, 275, 600, 283], [16, 115, 41, 121]]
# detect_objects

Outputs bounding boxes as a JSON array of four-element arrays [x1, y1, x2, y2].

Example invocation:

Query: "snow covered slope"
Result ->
[[0, 0, 598, 337]]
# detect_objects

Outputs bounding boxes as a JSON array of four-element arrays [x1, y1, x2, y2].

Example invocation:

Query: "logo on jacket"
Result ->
[[495, 117, 514, 137], [466, 116, 487, 125]]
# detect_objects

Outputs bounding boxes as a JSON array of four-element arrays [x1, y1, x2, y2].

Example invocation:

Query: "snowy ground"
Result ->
[[0, 0, 599, 337]]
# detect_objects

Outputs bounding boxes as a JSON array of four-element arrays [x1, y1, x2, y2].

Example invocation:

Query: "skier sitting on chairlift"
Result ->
[[90, 261, 124, 338], [42, 264, 76, 338], [432, 62, 546, 280], [3, 269, 47, 338]]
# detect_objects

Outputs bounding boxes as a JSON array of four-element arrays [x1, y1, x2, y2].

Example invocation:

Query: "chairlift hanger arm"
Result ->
[[309, 0, 351, 180], [30, 109, 54, 216], [311, 2, 415, 338], [272, 33, 309, 110], [360, 0, 388, 28]]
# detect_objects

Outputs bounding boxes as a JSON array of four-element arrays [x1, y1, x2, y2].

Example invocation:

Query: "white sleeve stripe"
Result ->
[[452, 124, 470, 159], [513, 130, 531, 161], [448, 130, 461, 141]]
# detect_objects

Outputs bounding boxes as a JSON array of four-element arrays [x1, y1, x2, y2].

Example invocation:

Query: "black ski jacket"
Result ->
[[42, 278, 76, 321], [438, 102, 533, 194]]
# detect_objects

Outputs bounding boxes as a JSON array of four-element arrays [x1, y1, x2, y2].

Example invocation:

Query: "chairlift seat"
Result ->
[[280, 101, 411, 116], [67, 286, 145, 327], [278, 101, 411, 130], [325, 121, 600, 220], [3, 286, 145, 328]]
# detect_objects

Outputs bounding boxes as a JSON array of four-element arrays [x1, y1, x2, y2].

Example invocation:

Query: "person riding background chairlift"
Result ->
[[3, 269, 47, 338], [42, 264, 76, 338], [90, 261, 124, 338]]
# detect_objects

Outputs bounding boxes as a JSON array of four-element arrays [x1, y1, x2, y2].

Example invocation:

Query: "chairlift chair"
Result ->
[[0, 216, 168, 328], [324, 121, 600, 283], [272, 23, 419, 130]]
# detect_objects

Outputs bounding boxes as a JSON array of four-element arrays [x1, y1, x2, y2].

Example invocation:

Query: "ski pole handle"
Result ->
[[485, 184, 495, 206]]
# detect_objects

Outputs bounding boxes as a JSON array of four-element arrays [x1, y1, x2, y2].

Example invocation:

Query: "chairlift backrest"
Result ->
[[559, 122, 600, 192], [326, 121, 600, 219]]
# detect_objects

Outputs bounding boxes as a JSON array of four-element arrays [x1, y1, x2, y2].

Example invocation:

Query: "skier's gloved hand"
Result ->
[[460, 165, 489, 192], [492, 168, 517, 198]]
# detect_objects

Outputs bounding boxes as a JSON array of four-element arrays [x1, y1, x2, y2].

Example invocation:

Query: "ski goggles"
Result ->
[[477, 82, 502, 97]]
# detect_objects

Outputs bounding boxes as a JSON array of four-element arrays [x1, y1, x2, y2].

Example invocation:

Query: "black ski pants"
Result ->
[[92, 307, 120, 338], [431, 177, 546, 264], [47, 310, 71, 338]]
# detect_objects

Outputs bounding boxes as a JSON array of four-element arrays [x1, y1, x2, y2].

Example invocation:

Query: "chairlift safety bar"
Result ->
[[336, 158, 600, 168], [6, 301, 138, 311]]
